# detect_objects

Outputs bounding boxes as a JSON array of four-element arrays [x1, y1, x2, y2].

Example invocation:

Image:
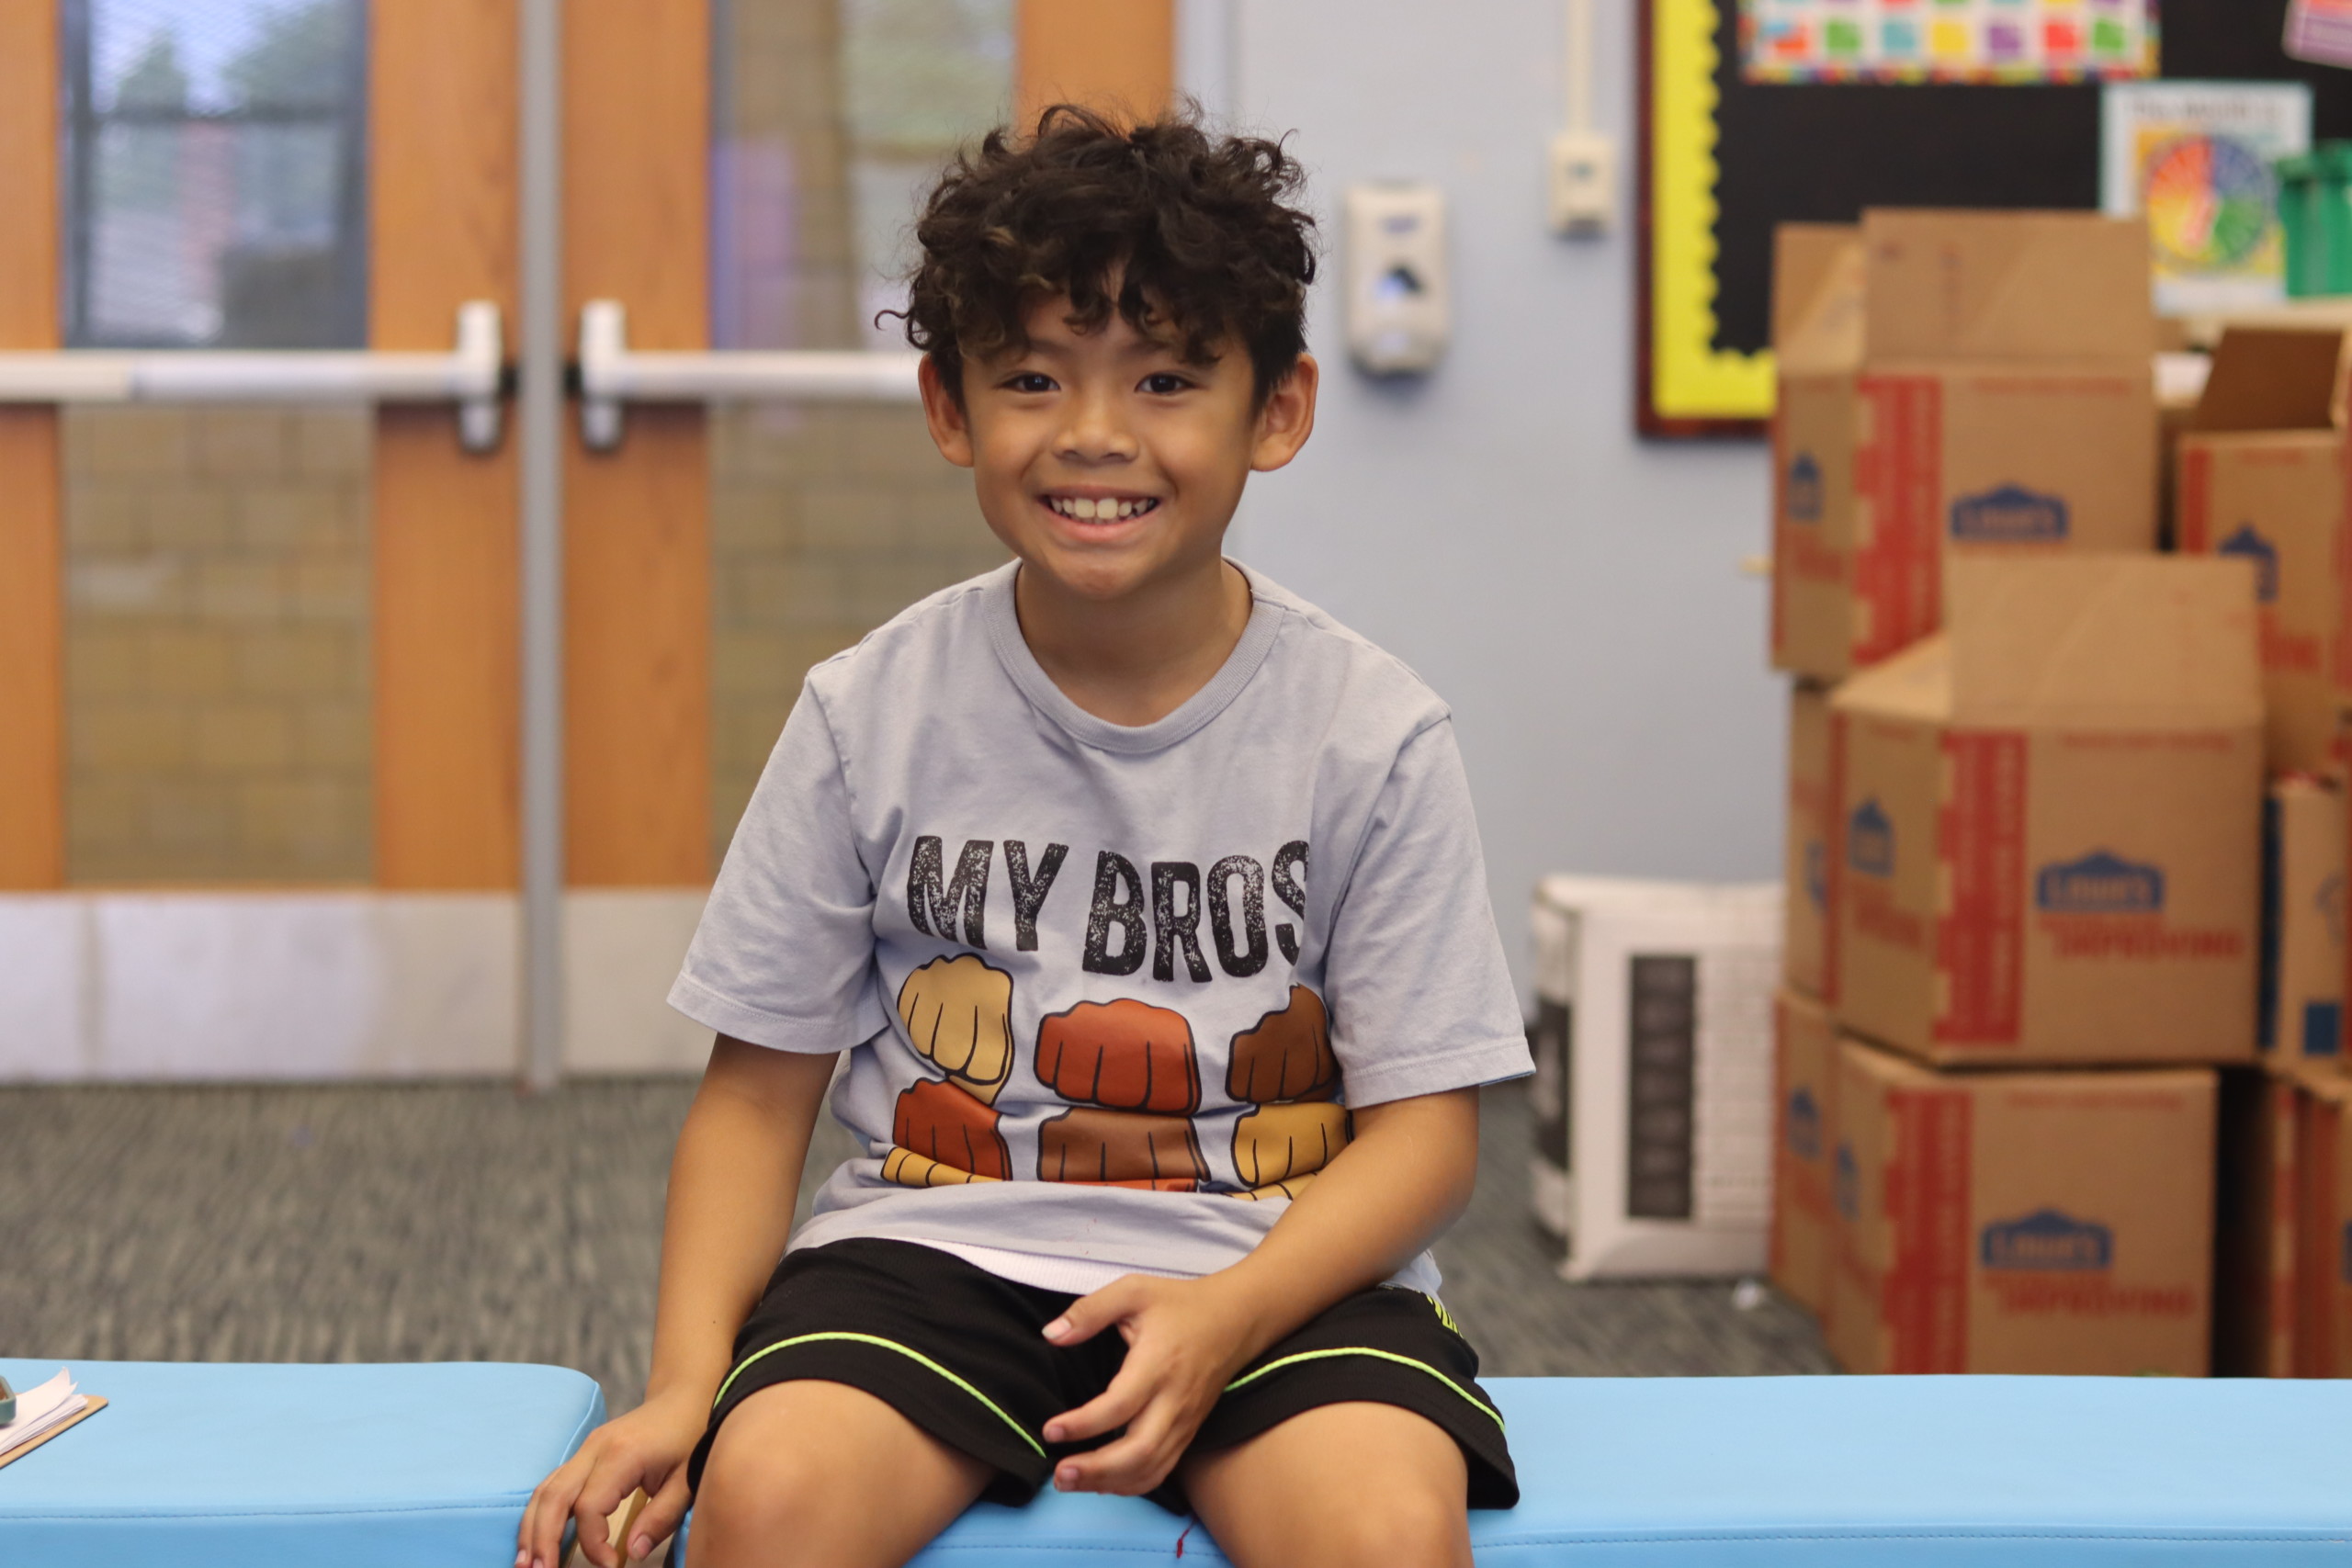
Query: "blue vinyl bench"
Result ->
[[5, 1359, 2349, 1565]]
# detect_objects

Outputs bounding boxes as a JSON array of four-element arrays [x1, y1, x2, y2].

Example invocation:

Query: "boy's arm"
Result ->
[[1037, 1086, 1481, 1495], [519, 1036, 839, 1568]]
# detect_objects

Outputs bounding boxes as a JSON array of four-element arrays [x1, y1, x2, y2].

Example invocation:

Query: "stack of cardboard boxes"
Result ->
[[1763, 209, 2352, 1376], [2168, 322, 2352, 1378]]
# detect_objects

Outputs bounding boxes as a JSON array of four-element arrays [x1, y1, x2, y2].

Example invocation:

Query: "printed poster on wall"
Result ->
[[2102, 83, 2312, 314], [2286, 0, 2352, 69], [1742, 0, 2158, 84]]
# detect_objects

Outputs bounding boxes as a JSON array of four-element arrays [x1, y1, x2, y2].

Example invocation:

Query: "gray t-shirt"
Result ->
[[671, 561, 1531, 1294]]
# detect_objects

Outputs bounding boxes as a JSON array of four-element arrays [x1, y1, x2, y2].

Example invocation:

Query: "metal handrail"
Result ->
[[0, 302, 506, 452], [575, 299, 924, 450]]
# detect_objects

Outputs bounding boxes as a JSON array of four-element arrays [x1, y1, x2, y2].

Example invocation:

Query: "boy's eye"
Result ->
[[1002, 372, 1057, 394], [1139, 372, 1192, 395]]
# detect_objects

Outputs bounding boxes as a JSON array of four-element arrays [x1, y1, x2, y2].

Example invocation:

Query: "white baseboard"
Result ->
[[0, 888, 713, 1081], [562, 888, 714, 1075]]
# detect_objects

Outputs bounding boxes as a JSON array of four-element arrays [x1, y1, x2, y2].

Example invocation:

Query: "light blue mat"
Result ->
[[0, 1359, 602, 1568], [6, 1361, 2350, 1564]]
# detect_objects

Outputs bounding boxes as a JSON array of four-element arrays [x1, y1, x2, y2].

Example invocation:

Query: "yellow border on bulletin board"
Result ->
[[1649, 0, 1775, 424]]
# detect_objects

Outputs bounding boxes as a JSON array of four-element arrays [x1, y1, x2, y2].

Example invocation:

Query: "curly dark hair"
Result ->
[[897, 105, 1318, 404]]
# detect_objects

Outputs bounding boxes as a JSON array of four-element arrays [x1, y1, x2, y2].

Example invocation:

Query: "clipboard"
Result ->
[[0, 1395, 107, 1472]]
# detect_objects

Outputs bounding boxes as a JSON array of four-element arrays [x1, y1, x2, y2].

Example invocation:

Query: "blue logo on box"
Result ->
[[1849, 800, 1894, 878], [1787, 1087, 1822, 1162], [1949, 484, 2070, 543], [2035, 851, 2165, 914], [1787, 453, 1824, 523], [2217, 524, 2280, 604], [2309, 1002, 2344, 1058], [1981, 1209, 2113, 1271], [1834, 1142, 1859, 1221]]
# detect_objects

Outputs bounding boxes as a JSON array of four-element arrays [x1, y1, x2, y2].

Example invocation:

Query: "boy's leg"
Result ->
[[688, 1379, 993, 1568], [1179, 1402, 1473, 1568]]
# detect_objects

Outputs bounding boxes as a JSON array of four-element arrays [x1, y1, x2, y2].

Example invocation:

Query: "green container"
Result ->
[[2277, 152, 2320, 297], [2276, 143, 2352, 299], [2321, 144, 2352, 296]]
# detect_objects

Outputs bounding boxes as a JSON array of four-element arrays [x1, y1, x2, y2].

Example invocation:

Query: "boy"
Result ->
[[520, 107, 1530, 1568]]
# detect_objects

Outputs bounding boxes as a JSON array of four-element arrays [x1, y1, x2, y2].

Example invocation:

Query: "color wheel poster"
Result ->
[[2101, 83, 2312, 314], [1742, 0, 2156, 84]]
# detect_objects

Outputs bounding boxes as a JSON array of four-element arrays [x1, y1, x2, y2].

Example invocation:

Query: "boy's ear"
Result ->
[[1250, 354, 1318, 474], [919, 355, 977, 468]]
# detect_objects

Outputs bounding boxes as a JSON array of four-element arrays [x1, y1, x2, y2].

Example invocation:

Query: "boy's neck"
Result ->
[[1011, 554, 1254, 728]]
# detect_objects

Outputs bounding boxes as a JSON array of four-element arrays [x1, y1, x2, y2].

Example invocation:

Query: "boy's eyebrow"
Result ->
[[997, 327, 1219, 368]]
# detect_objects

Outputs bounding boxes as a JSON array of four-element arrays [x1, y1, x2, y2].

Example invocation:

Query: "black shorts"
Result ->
[[684, 1237, 1518, 1515]]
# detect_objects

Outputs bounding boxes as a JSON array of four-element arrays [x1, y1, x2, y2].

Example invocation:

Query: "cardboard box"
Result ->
[[1826, 555, 2263, 1066], [2177, 327, 2349, 773], [1770, 987, 1837, 1320], [1826, 1036, 2215, 1376], [2294, 1069, 2352, 1375], [1783, 681, 1830, 998], [1528, 876, 1780, 1280], [1771, 211, 2158, 682], [2263, 776, 2346, 1066], [2213, 1068, 2299, 1378], [1771, 224, 1868, 679]]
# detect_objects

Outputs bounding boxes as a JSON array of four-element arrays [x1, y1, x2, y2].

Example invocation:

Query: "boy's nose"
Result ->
[[1055, 393, 1138, 462]]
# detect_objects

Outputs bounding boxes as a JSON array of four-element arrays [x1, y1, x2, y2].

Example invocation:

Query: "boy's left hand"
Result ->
[[1038, 1272, 1265, 1495]]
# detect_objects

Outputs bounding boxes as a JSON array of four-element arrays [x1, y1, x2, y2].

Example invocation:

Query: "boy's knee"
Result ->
[[692, 1396, 831, 1540], [1329, 1485, 1468, 1568]]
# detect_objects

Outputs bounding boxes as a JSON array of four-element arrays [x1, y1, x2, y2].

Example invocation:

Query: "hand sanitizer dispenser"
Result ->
[[1344, 182, 1449, 376]]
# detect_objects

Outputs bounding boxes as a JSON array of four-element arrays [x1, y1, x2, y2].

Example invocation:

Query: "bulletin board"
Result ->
[[1637, 0, 2352, 438]]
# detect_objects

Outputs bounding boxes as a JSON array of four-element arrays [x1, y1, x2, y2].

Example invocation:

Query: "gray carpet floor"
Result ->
[[0, 1079, 1830, 1411]]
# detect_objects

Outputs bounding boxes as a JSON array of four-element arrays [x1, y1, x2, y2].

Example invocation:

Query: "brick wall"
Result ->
[[708, 402, 1003, 868], [63, 406, 373, 884]]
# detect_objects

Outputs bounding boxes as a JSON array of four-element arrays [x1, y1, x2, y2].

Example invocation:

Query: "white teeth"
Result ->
[[1049, 496, 1156, 520]]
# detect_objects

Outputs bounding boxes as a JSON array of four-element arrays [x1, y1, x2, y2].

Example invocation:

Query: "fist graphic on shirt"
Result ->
[[890, 1077, 1012, 1182], [1037, 1106, 1207, 1189], [1035, 998, 1202, 1114], [1224, 986, 1343, 1203], [1033, 998, 1205, 1191], [898, 954, 1015, 1105], [1227, 986, 1338, 1103], [1231, 1100, 1351, 1189]]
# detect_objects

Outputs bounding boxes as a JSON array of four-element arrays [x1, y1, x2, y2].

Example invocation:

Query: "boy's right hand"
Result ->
[[516, 1386, 708, 1568]]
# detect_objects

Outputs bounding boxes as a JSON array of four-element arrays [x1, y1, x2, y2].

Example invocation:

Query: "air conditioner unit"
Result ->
[[1529, 875, 1781, 1281]]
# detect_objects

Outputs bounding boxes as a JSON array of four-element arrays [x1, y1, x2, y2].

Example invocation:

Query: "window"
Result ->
[[711, 0, 1012, 350], [63, 0, 368, 349], [707, 0, 1014, 868]]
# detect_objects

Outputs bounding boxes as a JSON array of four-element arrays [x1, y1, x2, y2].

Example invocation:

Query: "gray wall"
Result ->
[[1216, 0, 1783, 1000]]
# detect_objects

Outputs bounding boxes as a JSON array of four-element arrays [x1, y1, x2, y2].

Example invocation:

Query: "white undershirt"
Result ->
[[910, 1238, 1194, 1296]]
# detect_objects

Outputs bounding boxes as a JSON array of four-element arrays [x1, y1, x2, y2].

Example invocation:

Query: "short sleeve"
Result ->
[[669, 685, 889, 1053], [1322, 719, 1532, 1106]]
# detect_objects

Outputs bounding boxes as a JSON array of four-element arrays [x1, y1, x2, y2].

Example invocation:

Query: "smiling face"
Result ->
[[919, 290, 1317, 606]]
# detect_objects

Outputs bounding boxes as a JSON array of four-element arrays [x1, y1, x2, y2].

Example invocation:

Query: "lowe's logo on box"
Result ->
[[2218, 524, 2280, 603], [1949, 484, 2069, 543], [1981, 1208, 2113, 1271], [1787, 453, 1824, 523], [1834, 1142, 1859, 1221], [1848, 800, 1894, 878], [1787, 1087, 1822, 1162], [2035, 851, 2165, 914]]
